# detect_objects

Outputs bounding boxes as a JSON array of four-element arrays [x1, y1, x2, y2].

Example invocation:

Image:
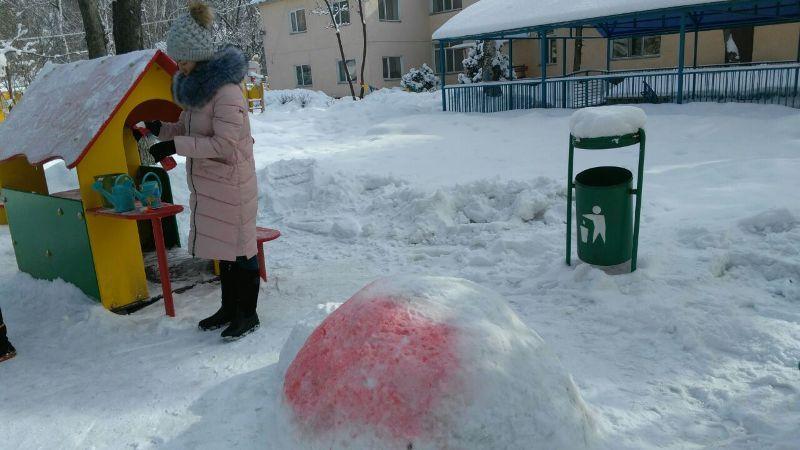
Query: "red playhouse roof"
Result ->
[[0, 50, 177, 169]]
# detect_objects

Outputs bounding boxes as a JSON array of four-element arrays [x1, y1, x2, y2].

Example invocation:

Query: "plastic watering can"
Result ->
[[134, 172, 163, 209], [92, 174, 136, 213]]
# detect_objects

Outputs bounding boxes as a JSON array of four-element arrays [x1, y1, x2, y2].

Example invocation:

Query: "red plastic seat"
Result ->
[[256, 227, 281, 281]]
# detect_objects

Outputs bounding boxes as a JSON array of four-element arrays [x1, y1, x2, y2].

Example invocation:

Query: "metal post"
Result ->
[[439, 41, 447, 111], [562, 37, 568, 108], [677, 14, 687, 104], [509, 38, 515, 110], [606, 38, 611, 73], [540, 31, 548, 107], [566, 137, 575, 266], [692, 28, 699, 99], [509, 38, 514, 76], [631, 129, 647, 272], [794, 28, 800, 99]]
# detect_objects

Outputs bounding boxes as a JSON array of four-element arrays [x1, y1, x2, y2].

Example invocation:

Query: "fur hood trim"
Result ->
[[172, 46, 247, 109]]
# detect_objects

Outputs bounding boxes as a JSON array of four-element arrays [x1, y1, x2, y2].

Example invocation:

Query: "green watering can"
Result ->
[[134, 172, 163, 209], [92, 174, 136, 213]]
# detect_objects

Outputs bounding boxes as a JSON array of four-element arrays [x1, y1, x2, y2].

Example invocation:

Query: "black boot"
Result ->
[[199, 262, 237, 331], [0, 308, 15, 363], [221, 264, 261, 342]]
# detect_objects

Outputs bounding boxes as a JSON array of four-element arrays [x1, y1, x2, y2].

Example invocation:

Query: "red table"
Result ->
[[87, 203, 184, 317]]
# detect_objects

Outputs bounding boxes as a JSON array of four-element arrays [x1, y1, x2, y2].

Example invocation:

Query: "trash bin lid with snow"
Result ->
[[570, 106, 647, 149], [278, 276, 597, 449]]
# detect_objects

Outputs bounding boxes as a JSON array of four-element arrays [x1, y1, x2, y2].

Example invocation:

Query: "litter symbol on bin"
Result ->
[[580, 206, 606, 245]]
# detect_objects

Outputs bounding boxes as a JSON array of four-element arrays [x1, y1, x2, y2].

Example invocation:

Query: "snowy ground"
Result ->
[[1, 89, 799, 449]]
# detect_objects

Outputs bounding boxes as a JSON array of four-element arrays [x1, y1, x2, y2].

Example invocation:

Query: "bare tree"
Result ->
[[355, 0, 367, 98], [313, 0, 356, 100], [112, 0, 143, 54], [78, 0, 108, 58]]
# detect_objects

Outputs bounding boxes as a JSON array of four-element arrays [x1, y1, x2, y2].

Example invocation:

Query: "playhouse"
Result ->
[[0, 50, 184, 312]]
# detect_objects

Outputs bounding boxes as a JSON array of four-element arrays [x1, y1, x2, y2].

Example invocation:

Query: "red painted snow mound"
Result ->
[[279, 276, 598, 450], [285, 298, 460, 440]]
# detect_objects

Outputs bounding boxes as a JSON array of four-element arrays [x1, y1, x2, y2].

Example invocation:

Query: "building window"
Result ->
[[548, 40, 558, 64], [433, 41, 465, 73], [432, 0, 462, 14], [379, 0, 399, 21], [382, 57, 402, 80], [612, 36, 661, 59], [295, 65, 313, 86], [290, 9, 307, 33], [338, 59, 357, 83], [333, 1, 350, 26]]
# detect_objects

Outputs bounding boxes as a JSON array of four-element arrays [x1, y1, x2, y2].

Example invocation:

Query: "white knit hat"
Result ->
[[166, 2, 216, 62]]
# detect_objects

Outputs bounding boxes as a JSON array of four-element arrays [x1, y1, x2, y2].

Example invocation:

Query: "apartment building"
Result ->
[[256, 0, 800, 97], [255, 0, 477, 97]]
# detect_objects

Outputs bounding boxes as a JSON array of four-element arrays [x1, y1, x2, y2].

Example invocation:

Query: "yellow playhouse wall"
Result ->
[[0, 157, 49, 224], [76, 64, 177, 310]]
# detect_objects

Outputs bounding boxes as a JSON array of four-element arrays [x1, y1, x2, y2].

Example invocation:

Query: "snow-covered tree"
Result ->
[[401, 63, 439, 92], [458, 40, 512, 84]]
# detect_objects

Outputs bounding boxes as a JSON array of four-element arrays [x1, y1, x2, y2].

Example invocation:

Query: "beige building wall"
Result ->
[[259, 0, 445, 97], [257, 1, 800, 96]]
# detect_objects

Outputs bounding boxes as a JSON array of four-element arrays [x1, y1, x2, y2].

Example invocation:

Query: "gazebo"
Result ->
[[433, 0, 800, 112]]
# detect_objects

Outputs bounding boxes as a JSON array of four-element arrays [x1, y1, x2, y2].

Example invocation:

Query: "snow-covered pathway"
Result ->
[[1, 90, 799, 449]]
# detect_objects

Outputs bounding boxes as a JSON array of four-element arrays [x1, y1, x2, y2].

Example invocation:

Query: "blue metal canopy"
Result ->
[[593, 0, 800, 38], [437, 0, 800, 41]]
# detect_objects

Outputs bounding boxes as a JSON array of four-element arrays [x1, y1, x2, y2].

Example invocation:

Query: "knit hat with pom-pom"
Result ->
[[166, 2, 216, 62]]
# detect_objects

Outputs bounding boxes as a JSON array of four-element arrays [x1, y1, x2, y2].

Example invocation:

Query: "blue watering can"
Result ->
[[134, 172, 163, 209], [92, 174, 136, 213]]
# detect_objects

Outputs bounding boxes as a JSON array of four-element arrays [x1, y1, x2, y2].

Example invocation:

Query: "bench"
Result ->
[[512, 65, 528, 79], [256, 227, 281, 282]]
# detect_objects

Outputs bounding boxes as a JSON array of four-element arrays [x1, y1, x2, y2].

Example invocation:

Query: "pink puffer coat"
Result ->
[[159, 48, 258, 262]]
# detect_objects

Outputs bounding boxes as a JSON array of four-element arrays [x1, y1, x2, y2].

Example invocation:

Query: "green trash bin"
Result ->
[[575, 166, 633, 268]]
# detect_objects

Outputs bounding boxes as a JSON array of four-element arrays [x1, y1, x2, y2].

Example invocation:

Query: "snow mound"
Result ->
[[279, 276, 598, 450], [570, 106, 646, 139], [738, 208, 798, 235], [264, 89, 334, 110]]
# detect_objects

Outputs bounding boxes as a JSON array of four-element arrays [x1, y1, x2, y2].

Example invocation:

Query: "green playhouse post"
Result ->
[[566, 129, 646, 273]]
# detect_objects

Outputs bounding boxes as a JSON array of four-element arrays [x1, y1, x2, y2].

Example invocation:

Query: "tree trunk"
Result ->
[[573, 27, 583, 73], [112, 0, 144, 54], [78, 0, 108, 58], [482, 40, 497, 81], [357, 0, 368, 99], [323, 0, 356, 100]]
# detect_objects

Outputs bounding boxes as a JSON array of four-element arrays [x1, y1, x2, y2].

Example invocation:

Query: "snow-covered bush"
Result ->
[[401, 63, 440, 92], [458, 40, 513, 84]]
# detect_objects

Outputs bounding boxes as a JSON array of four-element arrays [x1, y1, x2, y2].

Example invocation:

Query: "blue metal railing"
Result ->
[[442, 63, 800, 112]]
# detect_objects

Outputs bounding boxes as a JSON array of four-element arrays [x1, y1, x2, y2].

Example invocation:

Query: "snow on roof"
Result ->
[[0, 50, 175, 168], [433, 0, 722, 40], [570, 106, 647, 138]]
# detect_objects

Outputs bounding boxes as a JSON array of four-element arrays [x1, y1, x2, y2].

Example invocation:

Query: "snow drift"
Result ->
[[277, 276, 598, 450]]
